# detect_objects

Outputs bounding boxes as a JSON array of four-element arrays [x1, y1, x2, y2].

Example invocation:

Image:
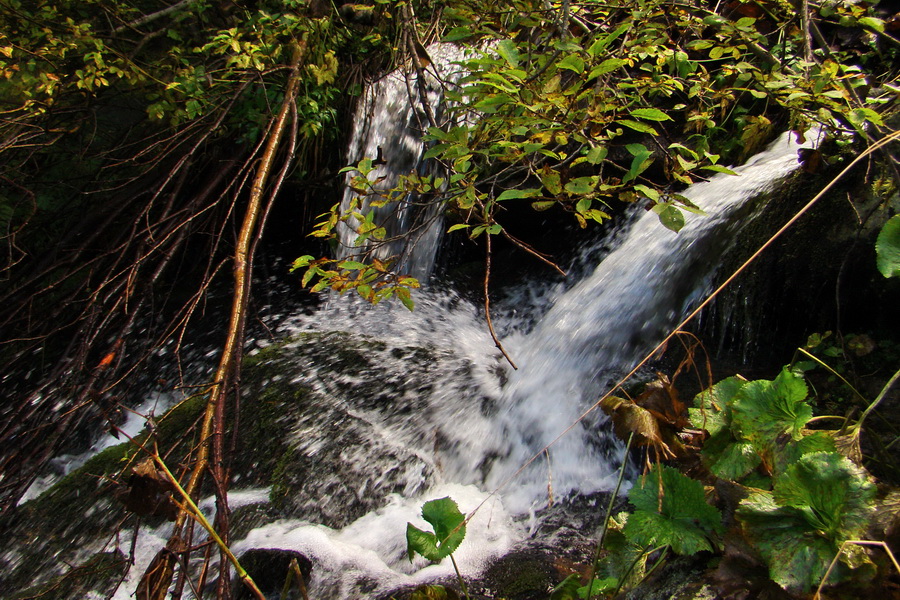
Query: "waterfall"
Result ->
[[158, 129, 811, 598], [337, 44, 469, 281]]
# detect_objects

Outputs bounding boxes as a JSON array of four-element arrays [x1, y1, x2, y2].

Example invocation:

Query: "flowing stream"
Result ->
[[105, 131, 814, 599], [15, 46, 816, 599]]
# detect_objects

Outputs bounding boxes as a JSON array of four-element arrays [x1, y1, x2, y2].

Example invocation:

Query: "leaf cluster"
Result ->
[[687, 368, 877, 592]]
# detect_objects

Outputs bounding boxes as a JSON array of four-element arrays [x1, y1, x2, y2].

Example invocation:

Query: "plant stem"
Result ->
[[153, 454, 266, 600], [857, 367, 900, 431], [586, 431, 633, 599], [449, 553, 471, 600]]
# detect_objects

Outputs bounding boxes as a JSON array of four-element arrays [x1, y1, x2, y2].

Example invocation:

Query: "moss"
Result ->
[[13, 551, 129, 600]]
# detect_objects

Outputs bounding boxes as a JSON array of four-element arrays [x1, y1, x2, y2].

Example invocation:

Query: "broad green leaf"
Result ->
[[584, 145, 607, 164], [625, 465, 723, 555], [496, 188, 541, 201], [564, 177, 595, 195], [623, 144, 652, 183], [704, 436, 761, 481], [772, 432, 836, 477], [540, 169, 563, 195], [876, 215, 900, 278], [858, 16, 885, 32], [337, 260, 367, 270], [629, 108, 672, 121], [690, 376, 746, 436], [495, 39, 519, 68], [652, 204, 685, 233], [407, 496, 466, 562], [731, 368, 812, 446], [615, 119, 659, 135], [773, 452, 874, 540], [557, 54, 585, 74], [633, 184, 659, 202], [589, 58, 628, 78], [736, 491, 841, 592], [738, 453, 875, 594]]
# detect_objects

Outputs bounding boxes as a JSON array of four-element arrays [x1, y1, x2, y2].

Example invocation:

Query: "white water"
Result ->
[[338, 43, 470, 281], [172, 129, 814, 598]]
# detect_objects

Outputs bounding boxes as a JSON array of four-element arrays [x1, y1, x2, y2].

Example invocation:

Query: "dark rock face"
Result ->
[[234, 548, 313, 599]]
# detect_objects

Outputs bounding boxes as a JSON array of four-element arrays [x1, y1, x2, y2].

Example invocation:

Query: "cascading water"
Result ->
[[142, 130, 810, 599], [337, 43, 469, 281], [7, 44, 818, 599]]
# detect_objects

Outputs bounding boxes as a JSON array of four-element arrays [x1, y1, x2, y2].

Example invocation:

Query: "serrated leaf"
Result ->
[[421, 496, 466, 554], [629, 108, 672, 121], [625, 466, 723, 555], [773, 452, 874, 540], [704, 436, 762, 481], [731, 368, 811, 446], [738, 452, 876, 594], [690, 376, 746, 435], [407, 523, 441, 561], [736, 491, 839, 592], [876, 215, 900, 278]]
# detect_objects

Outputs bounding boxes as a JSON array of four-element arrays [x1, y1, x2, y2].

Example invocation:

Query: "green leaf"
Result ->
[[564, 177, 595, 195], [496, 188, 541, 201], [704, 436, 762, 481], [652, 204, 685, 233], [690, 376, 746, 436], [540, 169, 563, 195], [532, 201, 556, 211], [585, 145, 607, 164], [396, 287, 415, 311], [736, 491, 840, 592], [629, 108, 672, 121], [773, 452, 874, 540], [587, 24, 630, 57], [700, 165, 738, 175], [876, 215, 900, 278], [625, 465, 723, 555], [588, 58, 628, 78], [615, 119, 659, 135], [495, 39, 519, 68], [738, 454, 875, 592], [549, 574, 580, 600], [337, 260, 367, 270], [858, 16, 885, 32], [731, 368, 812, 446], [447, 223, 470, 232], [557, 54, 585, 74]]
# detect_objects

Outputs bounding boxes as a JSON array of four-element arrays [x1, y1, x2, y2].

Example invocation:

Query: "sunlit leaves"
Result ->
[[407, 497, 467, 562], [876, 215, 900, 278], [625, 466, 723, 555], [737, 453, 875, 592]]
